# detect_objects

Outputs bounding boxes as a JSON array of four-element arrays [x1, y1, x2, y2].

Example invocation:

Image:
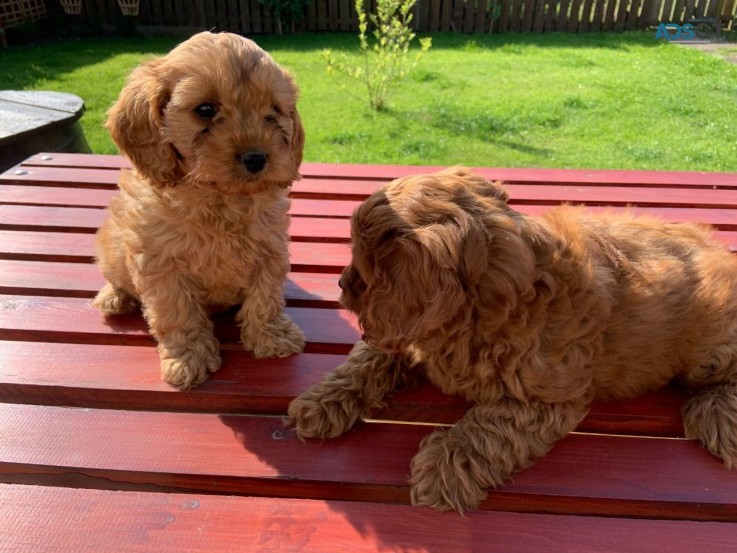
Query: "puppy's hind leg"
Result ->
[[286, 341, 424, 439], [410, 397, 589, 512], [681, 345, 737, 468]]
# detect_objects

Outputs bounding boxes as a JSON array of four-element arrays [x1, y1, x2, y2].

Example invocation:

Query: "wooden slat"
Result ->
[[16, 154, 737, 189], [568, 0, 583, 30], [626, 0, 642, 27], [463, 0, 476, 31], [0, 338, 688, 434], [251, 0, 265, 33], [603, 0, 618, 28], [0, 188, 360, 220], [522, 0, 537, 29], [0, 403, 734, 520], [499, 0, 512, 30], [0, 294, 360, 352], [544, 0, 559, 30], [0, 226, 733, 271], [615, 0, 633, 31], [533, 0, 546, 30], [0, 204, 352, 242], [672, 0, 687, 21], [0, 230, 97, 262], [316, 0, 328, 30], [4, 189, 737, 229], [580, 0, 595, 29], [0, 205, 105, 233], [591, 0, 606, 28], [4, 166, 120, 188], [638, 0, 653, 27], [0, 184, 115, 207], [0, 259, 343, 305], [7, 179, 737, 211], [661, 0, 675, 20], [0, 259, 104, 297], [20, 154, 737, 188], [0, 340, 350, 414], [0, 231, 352, 270], [684, 0, 697, 19], [5, 484, 737, 553], [558, 0, 572, 28], [440, 0, 453, 30]]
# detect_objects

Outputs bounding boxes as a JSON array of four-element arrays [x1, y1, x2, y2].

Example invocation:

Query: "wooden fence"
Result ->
[[45, 0, 737, 34]]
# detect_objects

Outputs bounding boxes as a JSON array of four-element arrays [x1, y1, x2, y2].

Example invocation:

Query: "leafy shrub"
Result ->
[[324, 0, 432, 111]]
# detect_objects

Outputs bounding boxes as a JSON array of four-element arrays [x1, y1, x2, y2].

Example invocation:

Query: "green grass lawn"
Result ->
[[2, 31, 736, 171]]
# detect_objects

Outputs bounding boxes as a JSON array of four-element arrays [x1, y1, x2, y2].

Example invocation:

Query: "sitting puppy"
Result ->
[[287, 167, 737, 512], [94, 32, 305, 389]]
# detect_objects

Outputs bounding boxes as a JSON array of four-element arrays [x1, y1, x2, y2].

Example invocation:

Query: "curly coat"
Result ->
[[287, 167, 737, 512], [93, 32, 305, 389]]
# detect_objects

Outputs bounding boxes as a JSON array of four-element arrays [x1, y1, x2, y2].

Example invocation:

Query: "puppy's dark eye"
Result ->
[[194, 103, 218, 119], [265, 114, 278, 125]]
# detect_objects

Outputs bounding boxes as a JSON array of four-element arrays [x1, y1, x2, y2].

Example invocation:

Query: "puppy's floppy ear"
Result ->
[[290, 107, 305, 178], [412, 209, 489, 288], [363, 223, 470, 344], [107, 59, 182, 186]]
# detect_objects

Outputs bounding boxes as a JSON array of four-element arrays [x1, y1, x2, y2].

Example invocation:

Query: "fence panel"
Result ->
[[56, 0, 735, 34]]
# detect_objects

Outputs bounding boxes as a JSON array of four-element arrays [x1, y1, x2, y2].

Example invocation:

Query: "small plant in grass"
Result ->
[[323, 0, 432, 111]]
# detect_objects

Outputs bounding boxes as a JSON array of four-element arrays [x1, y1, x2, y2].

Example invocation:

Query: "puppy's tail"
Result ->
[[682, 382, 737, 469]]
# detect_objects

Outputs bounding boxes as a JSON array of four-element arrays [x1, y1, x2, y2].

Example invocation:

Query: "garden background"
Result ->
[[1, 0, 736, 171]]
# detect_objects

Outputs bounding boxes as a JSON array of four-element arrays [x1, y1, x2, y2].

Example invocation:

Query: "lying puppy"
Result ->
[[94, 31, 305, 389], [287, 167, 737, 512]]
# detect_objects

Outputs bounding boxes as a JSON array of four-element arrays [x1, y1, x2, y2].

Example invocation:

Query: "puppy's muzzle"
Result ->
[[238, 150, 268, 174]]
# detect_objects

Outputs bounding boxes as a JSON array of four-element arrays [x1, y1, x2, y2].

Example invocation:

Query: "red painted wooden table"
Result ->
[[1, 153, 737, 551]]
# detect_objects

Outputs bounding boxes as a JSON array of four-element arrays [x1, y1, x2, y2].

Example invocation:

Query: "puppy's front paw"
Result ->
[[159, 340, 222, 390], [286, 386, 366, 439], [93, 283, 139, 315], [410, 429, 489, 513], [242, 313, 305, 358]]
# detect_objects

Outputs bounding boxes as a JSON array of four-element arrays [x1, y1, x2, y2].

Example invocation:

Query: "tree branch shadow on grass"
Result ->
[[0, 30, 666, 92], [382, 104, 556, 159], [0, 36, 181, 90]]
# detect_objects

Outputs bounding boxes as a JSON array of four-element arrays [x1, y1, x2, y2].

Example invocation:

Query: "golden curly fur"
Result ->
[[287, 167, 737, 512], [93, 31, 305, 389]]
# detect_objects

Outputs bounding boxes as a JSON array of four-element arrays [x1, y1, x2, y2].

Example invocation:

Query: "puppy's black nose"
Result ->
[[238, 150, 267, 173]]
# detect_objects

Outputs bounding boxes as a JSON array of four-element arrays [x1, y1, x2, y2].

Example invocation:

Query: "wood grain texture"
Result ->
[[0, 260, 343, 304], [4, 154, 737, 549], [7, 179, 737, 209], [0, 295, 360, 352], [13, 153, 737, 188], [0, 338, 688, 434], [5, 484, 737, 553], [0, 404, 733, 520], [0, 231, 352, 270]]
